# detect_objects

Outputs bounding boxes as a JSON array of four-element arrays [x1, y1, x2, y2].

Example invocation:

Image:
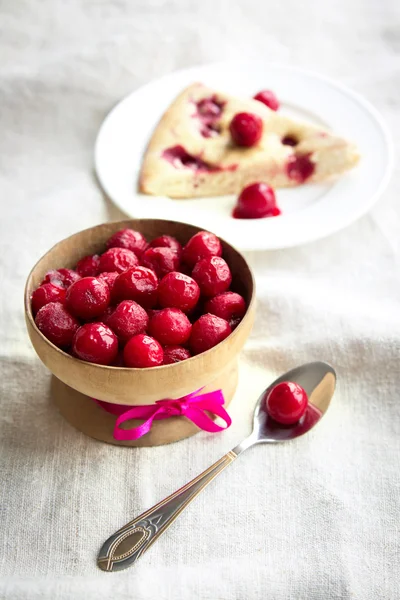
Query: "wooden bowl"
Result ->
[[25, 219, 255, 446]]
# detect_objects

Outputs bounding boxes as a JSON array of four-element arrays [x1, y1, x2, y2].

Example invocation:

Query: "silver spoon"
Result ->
[[98, 361, 336, 572]]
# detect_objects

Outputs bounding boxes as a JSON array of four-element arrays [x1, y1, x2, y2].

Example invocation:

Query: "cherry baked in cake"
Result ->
[[140, 83, 359, 198], [31, 228, 248, 367]]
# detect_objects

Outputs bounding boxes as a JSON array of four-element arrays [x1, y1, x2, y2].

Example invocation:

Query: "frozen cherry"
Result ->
[[31, 283, 66, 314], [148, 308, 192, 346], [141, 247, 180, 279], [253, 89, 280, 111], [205, 291, 246, 321], [123, 334, 164, 368], [189, 313, 231, 355], [229, 112, 263, 147], [104, 300, 148, 342], [149, 235, 182, 258], [163, 346, 191, 365], [113, 266, 158, 308], [265, 381, 308, 425], [192, 256, 232, 297], [35, 302, 79, 348], [75, 254, 100, 277], [72, 323, 118, 366], [97, 271, 118, 298], [98, 247, 139, 274], [106, 228, 148, 256], [158, 272, 200, 313], [65, 277, 110, 319], [182, 231, 222, 268], [41, 268, 80, 289], [233, 182, 280, 219]]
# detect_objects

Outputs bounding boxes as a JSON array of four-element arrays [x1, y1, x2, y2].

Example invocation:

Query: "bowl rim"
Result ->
[[24, 218, 256, 372]]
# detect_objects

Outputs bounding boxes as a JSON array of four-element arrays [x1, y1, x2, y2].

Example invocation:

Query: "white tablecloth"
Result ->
[[1, 1, 399, 598]]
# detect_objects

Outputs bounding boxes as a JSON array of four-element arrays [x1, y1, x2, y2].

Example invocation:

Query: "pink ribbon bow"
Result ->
[[94, 389, 231, 441]]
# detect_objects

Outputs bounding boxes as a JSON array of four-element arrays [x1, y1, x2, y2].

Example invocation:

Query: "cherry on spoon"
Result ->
[[98, 361, 336, 572]]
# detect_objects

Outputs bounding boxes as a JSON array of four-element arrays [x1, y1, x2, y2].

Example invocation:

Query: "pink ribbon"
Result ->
[[93, 389, 231, 441]]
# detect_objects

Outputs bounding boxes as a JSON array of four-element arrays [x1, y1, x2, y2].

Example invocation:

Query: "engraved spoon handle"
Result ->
[[98, 449, 238, 571]]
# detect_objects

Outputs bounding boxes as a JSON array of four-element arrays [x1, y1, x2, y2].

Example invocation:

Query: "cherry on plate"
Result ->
[[189, 313, 232, 355], [182, 231, 222, 268], [229, 112, 263, 147], [192, 256, 232, 297], [158, 271, 200, 313], [106, 228, 148, 256], [105, 300, 148, 342], [66, 277, 110, 319], [31, 283, 66, 314], [123, 334, 164, 368], [253, 89, 280, 111], [265, 381, 308, 425], [72, 322, 118, 365], [113, 266, 158, 308], [163, 345, 191, 365], [148, 308, 192, 346], [98, 247, 139, 274], [233, 182, 280, 219], [35, 302, 79, 348]]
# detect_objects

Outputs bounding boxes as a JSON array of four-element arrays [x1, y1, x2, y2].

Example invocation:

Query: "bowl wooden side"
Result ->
[[25, 219, 256, 404]]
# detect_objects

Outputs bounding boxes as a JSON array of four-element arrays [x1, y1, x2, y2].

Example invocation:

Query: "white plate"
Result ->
[[95, 62, 393, 250]]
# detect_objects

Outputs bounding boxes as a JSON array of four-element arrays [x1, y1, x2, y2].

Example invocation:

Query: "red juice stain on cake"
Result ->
[[162, 145, 237, 174], [193, 96, 225, 138], [162, 145, 221, 172], [232, 182, 281, 219], [286, 153, 315, 183]]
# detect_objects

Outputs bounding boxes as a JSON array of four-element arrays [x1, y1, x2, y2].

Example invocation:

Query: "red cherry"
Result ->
[[31, 283, 66, 314], [141, 247, 180, 279], [158, 272, 200, 313], [35, 302, 79, 348], [192, 256, 232, 297], [41, 268, 80, 289], [148, 308, 192, 346], [75, 254, 100, 277], [149, 235, 182, 257], [163, 346, 191, 365], [229, 112, 263, 147], [189, 313, 231, 355], [65, 277, 110, 319], [253, 90, 280, 111], [265, 382, 308, 425], [104, 300, 148, 342], [123, 334, 164, 368], [113, 266, 158, 308], [286, 153, 315, 183], [205, 291, 246, 321], [72, 323, 118, 365], [106, 228, 148, 256], [98, 247, 139, 274], [97, 271, 119, 298], [182, 231, 222, 268], [233, 182, 280, 219]]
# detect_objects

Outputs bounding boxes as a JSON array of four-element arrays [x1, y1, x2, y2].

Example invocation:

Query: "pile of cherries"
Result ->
[[31, 229, 247, 368]]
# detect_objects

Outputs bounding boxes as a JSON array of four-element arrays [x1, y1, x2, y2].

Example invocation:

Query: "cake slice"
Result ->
[[139, 83, 359, 198]]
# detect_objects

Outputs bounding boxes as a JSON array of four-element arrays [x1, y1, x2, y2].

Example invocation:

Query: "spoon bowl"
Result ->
[[98, 361, 336, 572], [248, 361, 336, 445]]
